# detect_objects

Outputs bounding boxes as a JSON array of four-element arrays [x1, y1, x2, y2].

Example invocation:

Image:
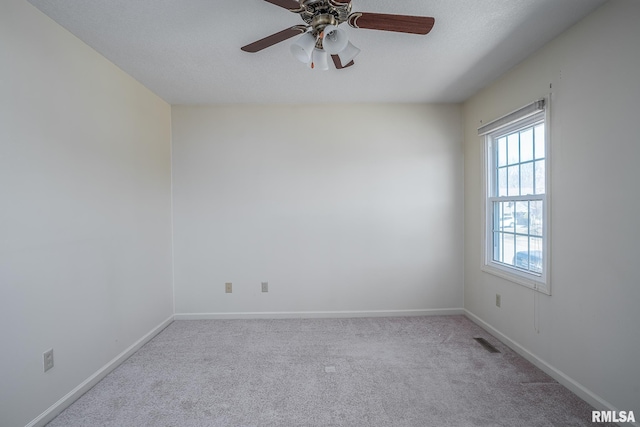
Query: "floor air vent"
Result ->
[[474, 337, 500, 353]]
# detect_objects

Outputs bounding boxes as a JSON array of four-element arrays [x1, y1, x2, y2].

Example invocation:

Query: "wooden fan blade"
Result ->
[[331, 55, 354, 69], [348, 13, 435, 35], [263, 0, 303, 11], [241, 25, 308, 53]]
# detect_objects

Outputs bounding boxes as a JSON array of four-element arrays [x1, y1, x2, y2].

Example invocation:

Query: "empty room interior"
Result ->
[[1, 0, 639, 426]]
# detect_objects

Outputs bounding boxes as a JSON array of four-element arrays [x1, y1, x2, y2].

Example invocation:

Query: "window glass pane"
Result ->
[[497, 167, 507, 197], [493, 202, 500, 231], [505, 201, 515, 232], [515, 201, 529, 231], [494, 232, 515, 266], [520, 162, 533, 195], [507, 133, 519, 165], [515, 234, 529, 267], [495, 201, 515, 232], [493, 232, 501, 263], [497, 137, 507, 167], [534, 160, 545, 195], [530, 236, 543, 252], [514, 245, 534, 272], [520, 128, 534, 162], [507, 165, 519, 196], [530, 200, 543, 236], [534, 124, 545, 159], [529, 237, 543, 273]]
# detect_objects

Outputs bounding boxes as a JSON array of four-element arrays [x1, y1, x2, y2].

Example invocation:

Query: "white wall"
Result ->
[[0, 1, 174, 426], [172, 104, 463, 316], [464, 0, 640, 416]]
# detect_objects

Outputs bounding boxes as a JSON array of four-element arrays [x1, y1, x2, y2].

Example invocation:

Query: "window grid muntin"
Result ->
[[490, 197, 544, 276], [492, 121, 545, 199]]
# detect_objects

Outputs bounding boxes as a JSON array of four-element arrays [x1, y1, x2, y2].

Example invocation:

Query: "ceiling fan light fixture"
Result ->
[[290, 32, 317, 63], [337, 41, 360, 65], [242, 1, 436, 71], [322, 25, 349, 54], [309, 48, 329, 70]]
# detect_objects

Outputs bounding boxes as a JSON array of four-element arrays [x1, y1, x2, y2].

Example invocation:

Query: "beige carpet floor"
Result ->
[[46, 315, 613, 426]]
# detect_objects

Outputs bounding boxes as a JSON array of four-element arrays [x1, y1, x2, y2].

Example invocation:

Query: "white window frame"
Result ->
[[480, 99, 551, 295]]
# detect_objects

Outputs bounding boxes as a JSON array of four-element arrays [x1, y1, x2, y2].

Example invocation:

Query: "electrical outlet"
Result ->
[[43, 349, 54, 372], [261, 282, 268, 293], [496, 294, 501, 308], [225, 282, 232, 293]]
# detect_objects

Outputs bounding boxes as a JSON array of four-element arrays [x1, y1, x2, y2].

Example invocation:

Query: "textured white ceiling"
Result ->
[[26, 0, 606, 105]]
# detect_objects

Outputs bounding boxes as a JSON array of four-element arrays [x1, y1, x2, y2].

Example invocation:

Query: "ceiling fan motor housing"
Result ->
[[300, 0, 352, 31]]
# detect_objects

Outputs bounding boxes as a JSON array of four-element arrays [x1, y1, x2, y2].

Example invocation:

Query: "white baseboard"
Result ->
[[175, 308, 464, 320], [26, 315, 174, 427], [464, 309, 636, 427]]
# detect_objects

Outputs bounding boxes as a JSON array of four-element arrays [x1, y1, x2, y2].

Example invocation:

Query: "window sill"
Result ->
[[481, 263, 551, 295]]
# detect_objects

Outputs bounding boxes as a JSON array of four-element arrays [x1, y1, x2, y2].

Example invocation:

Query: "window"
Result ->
[[479, 99, 550, 294]]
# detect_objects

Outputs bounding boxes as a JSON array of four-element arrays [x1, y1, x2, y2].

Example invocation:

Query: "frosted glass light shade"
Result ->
[[310, 49, 329, 70], [337, 41, 360, 65], [291, 33, 317, 63], [322, 25, 349, 55]]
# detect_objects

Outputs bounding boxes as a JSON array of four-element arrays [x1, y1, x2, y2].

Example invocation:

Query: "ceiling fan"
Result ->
[[241, 0, 435, 70]]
